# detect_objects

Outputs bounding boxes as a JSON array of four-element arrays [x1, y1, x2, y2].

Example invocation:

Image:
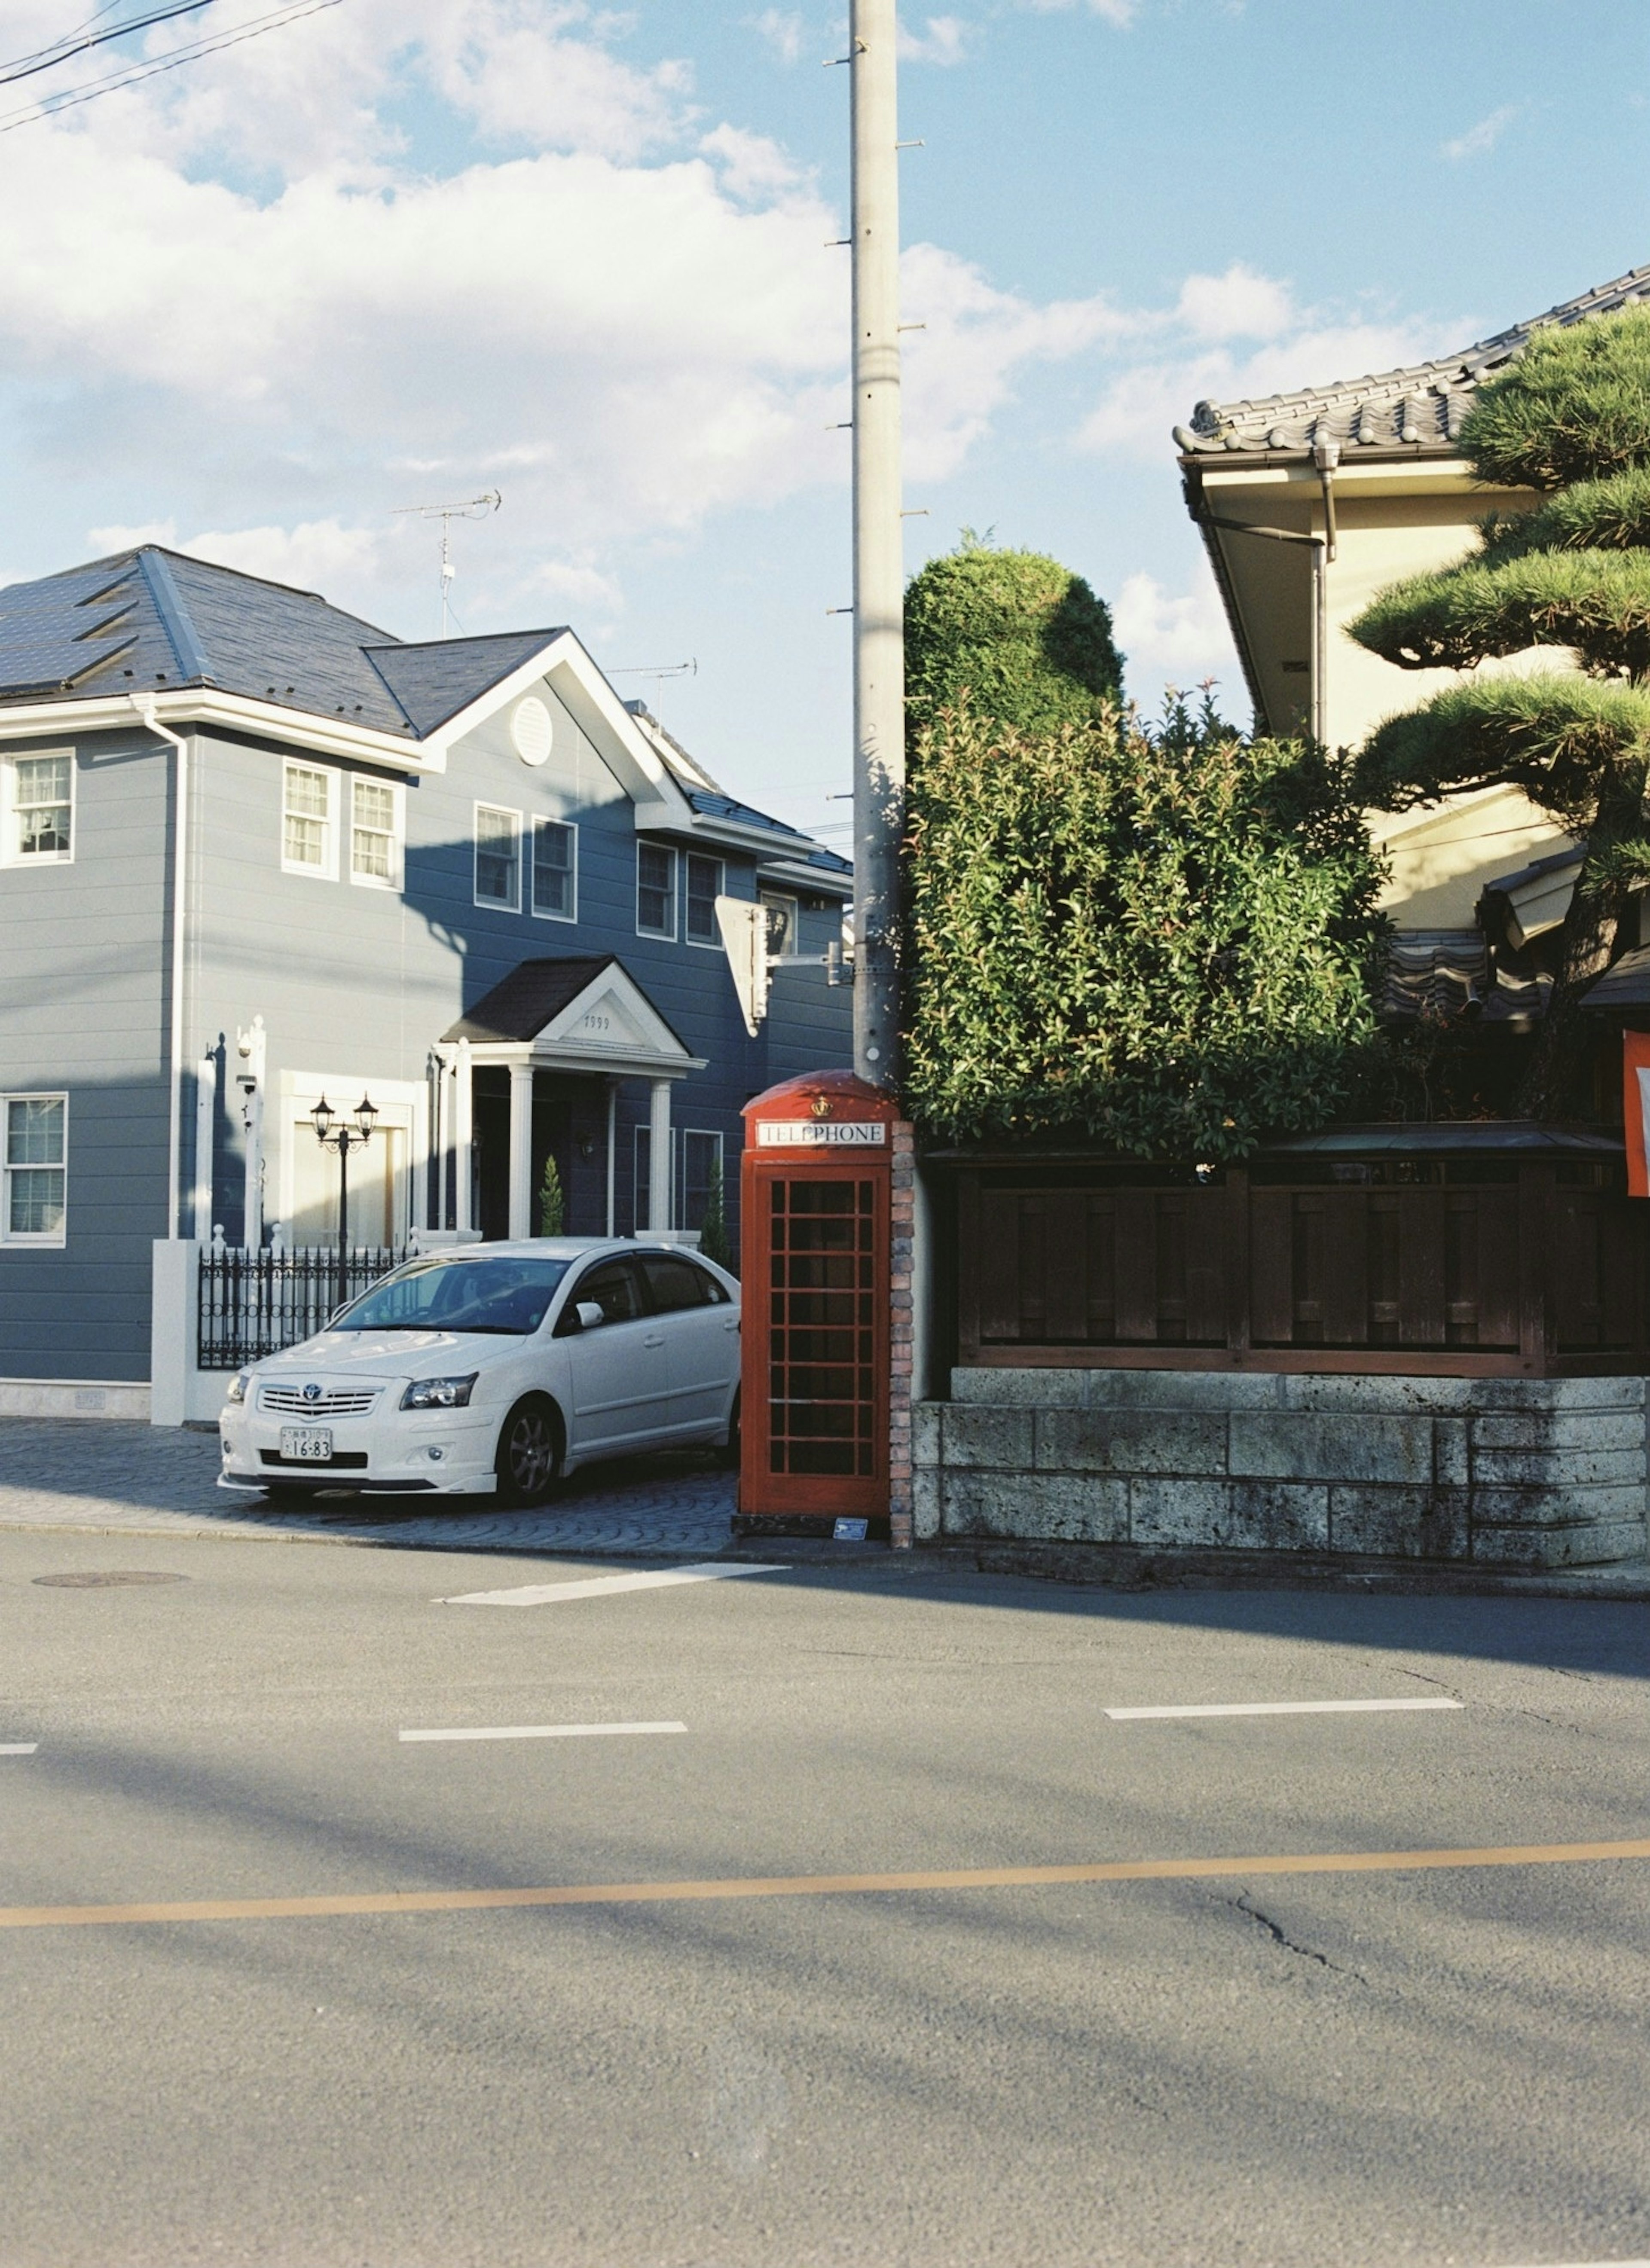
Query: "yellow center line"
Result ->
[[4, 1836, 1650, 1930]]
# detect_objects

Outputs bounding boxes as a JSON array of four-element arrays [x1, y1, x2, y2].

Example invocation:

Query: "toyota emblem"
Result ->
[[302, 1383, 322, 1403]]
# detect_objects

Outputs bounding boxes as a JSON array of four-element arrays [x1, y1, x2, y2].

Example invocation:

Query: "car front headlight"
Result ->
[[401, 1373, 479, 1411], [225, 1371, 251, 1406]]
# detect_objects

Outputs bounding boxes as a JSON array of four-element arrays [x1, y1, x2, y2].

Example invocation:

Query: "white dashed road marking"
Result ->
[[1105, 1697, 1464, 1721], [439, 1562, 788, 1607], [399, 1721, 687, 1743], [0, 1743, 38, 1755]]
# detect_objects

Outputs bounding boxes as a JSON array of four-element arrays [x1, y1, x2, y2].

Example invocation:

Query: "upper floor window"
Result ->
[[475, 805, 522, 910], [350, 776, 401, 889], [637, 843, 676, 939], [761, 891, 798, 957], [282, 762, 336, 877], [686, 854, 724, 946], [532, 818, 577, 922], [3, 1094, 66, 1245], [4, 752, 73, 864]]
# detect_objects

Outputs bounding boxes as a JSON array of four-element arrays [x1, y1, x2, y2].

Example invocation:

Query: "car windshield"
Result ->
[[331, 1255, 573, 1336]]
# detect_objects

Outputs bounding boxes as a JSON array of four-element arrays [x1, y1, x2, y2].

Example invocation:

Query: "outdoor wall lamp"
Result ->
[[310, 1092, 379, 1302]]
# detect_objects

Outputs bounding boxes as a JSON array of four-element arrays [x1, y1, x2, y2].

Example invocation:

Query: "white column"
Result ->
[[192, 1047, 217, 1244], [605, 1078, 617, 1237], [508, 1061, 534, 1239], [648, 1078, 672, 1235], [454, 1039, 474, 1233]]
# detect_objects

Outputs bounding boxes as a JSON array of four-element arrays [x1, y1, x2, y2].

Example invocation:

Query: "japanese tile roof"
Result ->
[[1175, 261, 1650, 461], [0, 545, 562, 738], [1583, 943, 1650, 1012]]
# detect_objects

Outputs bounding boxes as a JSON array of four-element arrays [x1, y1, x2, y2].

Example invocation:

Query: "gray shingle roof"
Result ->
[[0, 545, 561, 739], [1175, 261, 1650, 461], [442, 955, 691, 1056]]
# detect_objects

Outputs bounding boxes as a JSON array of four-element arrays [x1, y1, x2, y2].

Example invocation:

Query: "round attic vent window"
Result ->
[[511, 696, 553, 766]]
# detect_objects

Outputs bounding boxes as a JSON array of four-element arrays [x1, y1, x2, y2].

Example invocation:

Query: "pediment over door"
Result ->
[[442, 955, 703, 1079]]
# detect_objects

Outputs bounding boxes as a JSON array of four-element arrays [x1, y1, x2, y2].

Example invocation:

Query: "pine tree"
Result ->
[[1350, 306, 1650, 1117], [537, 1154, 565, 1237]]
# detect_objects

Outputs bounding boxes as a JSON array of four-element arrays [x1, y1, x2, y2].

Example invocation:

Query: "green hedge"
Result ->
[[903, 698, 1386, 1157]]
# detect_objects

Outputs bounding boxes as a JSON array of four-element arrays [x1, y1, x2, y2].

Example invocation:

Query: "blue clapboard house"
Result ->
[[0, 546, 851, 1413]]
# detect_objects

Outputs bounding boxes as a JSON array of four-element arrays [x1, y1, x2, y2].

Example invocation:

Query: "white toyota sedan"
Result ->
[[217, 1239, 741, 1505]]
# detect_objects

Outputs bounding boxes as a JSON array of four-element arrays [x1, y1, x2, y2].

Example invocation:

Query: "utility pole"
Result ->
[[849, 0, 904, 1090]]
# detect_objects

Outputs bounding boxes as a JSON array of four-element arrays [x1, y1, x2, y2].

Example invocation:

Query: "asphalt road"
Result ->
[[1, 1529, 1647, 2268]]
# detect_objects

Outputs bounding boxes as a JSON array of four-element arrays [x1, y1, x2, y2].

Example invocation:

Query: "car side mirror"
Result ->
[[575, 1301, 606, 1331]]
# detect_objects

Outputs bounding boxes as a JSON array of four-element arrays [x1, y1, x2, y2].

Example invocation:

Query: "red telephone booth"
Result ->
[[738, 1071, 899, 1529]]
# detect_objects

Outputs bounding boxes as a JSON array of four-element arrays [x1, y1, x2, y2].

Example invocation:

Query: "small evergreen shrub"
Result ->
[[537, 1155, 565, 1237]]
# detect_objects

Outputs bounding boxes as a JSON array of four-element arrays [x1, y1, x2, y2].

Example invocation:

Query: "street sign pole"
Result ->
[[849, 0, 904, 1090]]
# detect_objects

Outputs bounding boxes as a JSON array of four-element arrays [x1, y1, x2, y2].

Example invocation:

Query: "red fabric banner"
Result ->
[[1624, 1032, 1650, 1197]]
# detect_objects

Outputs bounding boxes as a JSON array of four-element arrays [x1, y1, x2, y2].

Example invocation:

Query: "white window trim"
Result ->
[[2, 748, 75, 868], [1, 1091, 68, 1248], [348, 773, 404, 892], [684, 854, 726, 949], [281, 760, 339, 881], [636, 842, 678, 941], [474, 802, 523, 914], [760, 890, 799, 958], [530, 815, 579, 925]]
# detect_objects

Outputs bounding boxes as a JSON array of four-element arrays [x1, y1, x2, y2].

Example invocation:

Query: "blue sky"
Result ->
[[0, 0, 1645, 841]]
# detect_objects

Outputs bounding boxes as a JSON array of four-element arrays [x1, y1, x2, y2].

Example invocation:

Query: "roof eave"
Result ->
[[0, 687, 444, 770]]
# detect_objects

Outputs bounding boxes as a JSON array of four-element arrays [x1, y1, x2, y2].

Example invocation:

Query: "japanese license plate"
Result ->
[[279, 1426, 333, 1462]]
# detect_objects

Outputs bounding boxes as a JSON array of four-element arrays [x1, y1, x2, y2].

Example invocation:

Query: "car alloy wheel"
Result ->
[[496, 1396, 560, 1507]]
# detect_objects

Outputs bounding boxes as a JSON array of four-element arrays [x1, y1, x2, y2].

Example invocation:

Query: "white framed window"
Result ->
[[3, 1094, 67, 1245], [637, 843, 676, 939], [682, 1129, 724, 1231], [349, 775, 403, 890], [4, 751, 74, 865], [685, 854, 724, 946], [282, 761, 337, 878], [760, 891, 798, 958], [531, 818, 577, 922], [474, 804, 522, 911]]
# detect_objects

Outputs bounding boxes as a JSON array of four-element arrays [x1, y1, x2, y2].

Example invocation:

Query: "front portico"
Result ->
[[438, 957, 705, 1240]]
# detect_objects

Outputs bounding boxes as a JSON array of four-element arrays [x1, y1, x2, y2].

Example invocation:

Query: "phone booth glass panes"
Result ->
[[768, 1178, 878, 1476]]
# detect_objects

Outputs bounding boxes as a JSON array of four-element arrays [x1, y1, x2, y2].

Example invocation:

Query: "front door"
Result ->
[[559, 1256, 672, 1456]]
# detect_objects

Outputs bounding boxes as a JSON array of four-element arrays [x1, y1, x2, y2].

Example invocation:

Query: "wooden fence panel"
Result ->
[[1250, 1190, 1294, 1343]]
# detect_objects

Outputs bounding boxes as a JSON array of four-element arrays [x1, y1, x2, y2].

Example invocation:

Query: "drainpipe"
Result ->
[[1311, 430, 1340, 746], [135, 693, 191, 1238]]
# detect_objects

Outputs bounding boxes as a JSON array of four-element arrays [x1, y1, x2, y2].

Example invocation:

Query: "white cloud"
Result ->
[[1112, 560, 1237, 698], [898, 15, 975, 64], [700, 122, 808, 202], [1018, 0, 1138, 24], [1174, 263, 1296, 342], [900, 242, 1136, 480], [750, 9, 806, 64], [1441, 104, 1521, 162]]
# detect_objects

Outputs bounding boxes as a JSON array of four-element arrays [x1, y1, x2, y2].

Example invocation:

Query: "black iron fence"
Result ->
[[198, 1246, 407, 1371]]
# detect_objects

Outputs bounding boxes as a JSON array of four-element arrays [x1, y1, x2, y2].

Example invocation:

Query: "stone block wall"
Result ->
[[912, 1369, 1648, 1568]]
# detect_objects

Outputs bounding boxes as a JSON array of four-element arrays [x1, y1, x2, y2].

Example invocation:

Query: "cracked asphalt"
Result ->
[[0, 1527, 1647, 2268]]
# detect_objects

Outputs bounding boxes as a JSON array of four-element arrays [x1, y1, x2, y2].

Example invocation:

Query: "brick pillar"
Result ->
[[889, 1119, 916, 1550]]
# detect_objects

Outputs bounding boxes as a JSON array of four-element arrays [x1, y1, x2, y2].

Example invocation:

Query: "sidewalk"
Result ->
[[0, 1421, 736, 1558]]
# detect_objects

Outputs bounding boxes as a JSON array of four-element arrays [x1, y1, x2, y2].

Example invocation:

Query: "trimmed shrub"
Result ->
[[904, 536, 1123, 742]]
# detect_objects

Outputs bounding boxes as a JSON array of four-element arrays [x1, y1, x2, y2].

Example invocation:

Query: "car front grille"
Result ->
[[258, 1386, 382, 1418]]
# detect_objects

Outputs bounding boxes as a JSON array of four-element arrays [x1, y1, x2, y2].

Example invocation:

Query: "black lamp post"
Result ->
[[311, 1092, 378, 1306]]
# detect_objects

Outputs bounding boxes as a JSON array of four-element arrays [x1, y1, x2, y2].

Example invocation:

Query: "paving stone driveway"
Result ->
[[0, 1421, 736, 1557]]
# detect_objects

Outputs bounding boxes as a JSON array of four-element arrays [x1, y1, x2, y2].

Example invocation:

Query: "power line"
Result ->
[[0, 0, 221, 91], [0, 0, 342, 135]]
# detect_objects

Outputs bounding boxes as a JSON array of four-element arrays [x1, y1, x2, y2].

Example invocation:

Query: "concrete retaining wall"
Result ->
[[913, 1369, 1649, 1569]]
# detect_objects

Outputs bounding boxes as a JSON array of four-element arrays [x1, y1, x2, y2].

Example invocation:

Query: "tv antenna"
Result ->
[[392, 490, 501, 637], [608, 659, 698, 687]]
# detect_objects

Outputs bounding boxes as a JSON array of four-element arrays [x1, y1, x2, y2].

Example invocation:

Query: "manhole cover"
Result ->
[[32, 1570, 189, 1589]]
